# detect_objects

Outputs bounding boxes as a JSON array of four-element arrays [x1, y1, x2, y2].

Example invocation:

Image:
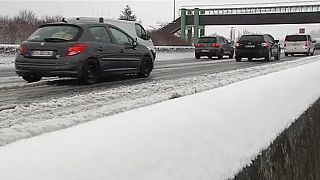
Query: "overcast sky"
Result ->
[[1, 0, 320, 39]]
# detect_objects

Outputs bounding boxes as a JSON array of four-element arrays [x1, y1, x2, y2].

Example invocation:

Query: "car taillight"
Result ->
[[262, 42, 269, 48], [66, 43, 87, 56], [235, 42, 240, 48], [211, 43, 221, 47], [18, 46, 27, 55], [195, 43, 203, 47], [304, 41, 311, 46]]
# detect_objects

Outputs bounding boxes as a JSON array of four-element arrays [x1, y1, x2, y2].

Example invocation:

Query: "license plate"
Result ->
[[201, 50, 209, 52], [31, 50, 54, 57], [245, 45, 255, 48]]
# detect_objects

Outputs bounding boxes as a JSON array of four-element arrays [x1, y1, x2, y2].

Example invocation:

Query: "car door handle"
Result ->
[[97, 47, 103, 51], [120, 49, 124, 53]]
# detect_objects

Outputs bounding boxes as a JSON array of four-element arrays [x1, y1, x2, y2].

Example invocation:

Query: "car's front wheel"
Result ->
[[275, 50, 281, 61], [138, 56, 152, 78], [311, 49, 315, 56], [235, 56, 241, 62], [22, 74, 42, 83], [264, 50, 271, 62], [79, 59, 100, 84], [229, 52, 234, 59], [217, 50, 223, 59], [195, 54, 200, 59]]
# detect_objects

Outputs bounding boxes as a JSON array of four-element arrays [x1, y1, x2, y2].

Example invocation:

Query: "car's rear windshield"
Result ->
[[285, 35, 307, 41], [239, 35, 264, 42], [27, 25, 81, 42], [198, 37, 217, 43]]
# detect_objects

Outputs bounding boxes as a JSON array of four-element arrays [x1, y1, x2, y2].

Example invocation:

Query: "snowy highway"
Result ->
[[0, 51, 319, 146]]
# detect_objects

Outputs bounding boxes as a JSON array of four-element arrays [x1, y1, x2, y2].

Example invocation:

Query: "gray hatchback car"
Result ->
[[15, 19, 154, 84], [195, 36, 234, 59]]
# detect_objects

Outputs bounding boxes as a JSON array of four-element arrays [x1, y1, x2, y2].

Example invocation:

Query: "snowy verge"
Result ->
[[154, 46, 194, 52], [0, 57, 319, 180], [0, 44, 19, 48]]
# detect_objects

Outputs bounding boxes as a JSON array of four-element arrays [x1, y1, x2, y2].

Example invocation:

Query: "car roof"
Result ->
[[200, 36, 221, 38], [285, 34, 309, 36]]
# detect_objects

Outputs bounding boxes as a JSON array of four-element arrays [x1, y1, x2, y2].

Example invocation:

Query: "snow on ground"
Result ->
[[0, 55, 15, 69], [0, 56, 319, 180]]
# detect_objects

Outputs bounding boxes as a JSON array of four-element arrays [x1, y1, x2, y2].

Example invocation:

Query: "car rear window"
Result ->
[[27, 25, 81, 42], [198, 37, 217, 43], [239, 35, 264, 42], [285, 35, 307, 41]]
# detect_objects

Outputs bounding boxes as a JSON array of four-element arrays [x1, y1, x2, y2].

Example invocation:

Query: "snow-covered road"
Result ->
[[0, 54, 318, 146]]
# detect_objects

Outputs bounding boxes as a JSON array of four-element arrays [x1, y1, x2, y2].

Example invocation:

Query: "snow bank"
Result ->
[[0, 44, 19, 48], [155, 46, 194, 52], [0, 59, 320, 180]]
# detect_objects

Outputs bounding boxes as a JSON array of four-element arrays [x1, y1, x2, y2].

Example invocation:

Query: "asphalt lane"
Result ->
[[0, 51, 318, 107]]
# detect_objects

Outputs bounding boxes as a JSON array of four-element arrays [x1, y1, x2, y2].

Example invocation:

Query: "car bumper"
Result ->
[[235, 48, 268, 58], [195, 48, 219, 56], [15, 55, 82, 77], [284, 47, 309, 53]]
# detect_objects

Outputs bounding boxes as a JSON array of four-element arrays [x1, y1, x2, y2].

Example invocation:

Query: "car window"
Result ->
[[88, 26, 112, 44], [27, 25, 80, 42], [135, 23, 147, 39], [223, 38, 228, 44], [285, 35, 307, 41], [109, 27, 133, 46], [198, 37, 217, 43], [264, 36, 271, 42], [266, 35, 274, 42], [239, 35, 264, 42], [307, 35, 311, 41]]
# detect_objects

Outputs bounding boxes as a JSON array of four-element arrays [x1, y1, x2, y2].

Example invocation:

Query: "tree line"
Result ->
[[0, 10, 62, 44], [0, 7, 190, 46]]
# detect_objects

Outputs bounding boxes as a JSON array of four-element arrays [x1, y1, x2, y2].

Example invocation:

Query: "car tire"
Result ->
[[306, 51, 310, 56], [217, 50, 223, 59], [264, 50, 271, 62], [138, 56, 152, 78], [285, 53, 288, 57], [311, 49, 315, 56], [22, 74, 42, 83], [275, 50, 281, 61], [235, 56, 241, 62], [229, 52, 234, 59], [195, 54, 200, 59], [79, 59, 100, 85]]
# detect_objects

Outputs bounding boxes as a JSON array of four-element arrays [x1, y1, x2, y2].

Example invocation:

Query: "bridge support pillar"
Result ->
[[200, 26, 205, 37], [187, 26, 192, 42], [193, 8, 200, 44], [180, 8, 187, 40]]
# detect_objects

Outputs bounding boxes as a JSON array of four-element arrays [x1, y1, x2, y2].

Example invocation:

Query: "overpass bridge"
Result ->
[[159, 3, 320, 43]]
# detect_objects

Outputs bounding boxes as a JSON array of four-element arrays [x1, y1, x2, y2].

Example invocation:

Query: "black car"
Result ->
[[194, 36, 234, 59], [15, 19, 154, 84], [235, 34, 281, 62]]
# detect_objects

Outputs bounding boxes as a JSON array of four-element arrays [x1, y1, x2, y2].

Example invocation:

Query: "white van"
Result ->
[[284, 34, 315, 56], [65, 17, 156, 60]]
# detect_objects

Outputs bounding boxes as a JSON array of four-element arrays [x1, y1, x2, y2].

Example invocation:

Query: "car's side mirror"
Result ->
[[143, 33, 151, 40]]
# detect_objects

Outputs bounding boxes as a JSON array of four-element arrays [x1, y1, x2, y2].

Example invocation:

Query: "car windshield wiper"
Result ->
[[44, 38, 68, 42]]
